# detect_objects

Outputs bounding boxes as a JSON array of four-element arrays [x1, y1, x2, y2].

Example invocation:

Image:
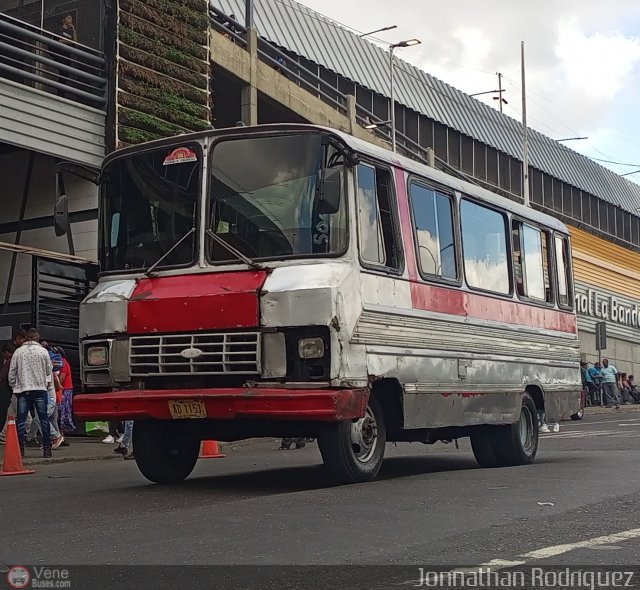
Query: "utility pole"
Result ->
[[497, 72, 504, 114], [521, 42, 530, 207]]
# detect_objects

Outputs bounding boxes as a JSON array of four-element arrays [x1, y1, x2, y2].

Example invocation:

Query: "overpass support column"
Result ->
[[346, 94, 357, 135], [241, 27, 259, 126]]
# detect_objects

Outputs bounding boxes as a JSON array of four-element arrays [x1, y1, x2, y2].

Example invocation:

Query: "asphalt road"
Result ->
[[2, 413, 640, 587]]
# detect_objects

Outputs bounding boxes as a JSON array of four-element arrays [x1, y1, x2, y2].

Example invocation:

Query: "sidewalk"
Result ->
[[0, 437, 121, 467], [0, 436, 277, 467], [584, 404, 640, 416]]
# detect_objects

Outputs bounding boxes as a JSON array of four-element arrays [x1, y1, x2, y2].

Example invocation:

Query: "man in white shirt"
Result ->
[[8, 328, 53, 458]]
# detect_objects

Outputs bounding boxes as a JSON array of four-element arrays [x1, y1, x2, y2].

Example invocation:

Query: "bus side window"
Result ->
[[512, 222, 552, 303], [555, 235, 573, 308], [409, 182, 457, 280], [356, 163, 401, 270]]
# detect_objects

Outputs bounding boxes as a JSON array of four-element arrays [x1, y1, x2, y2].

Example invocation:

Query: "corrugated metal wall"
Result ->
[[216, 0, 640, 214], [0, 78, 105, 166]]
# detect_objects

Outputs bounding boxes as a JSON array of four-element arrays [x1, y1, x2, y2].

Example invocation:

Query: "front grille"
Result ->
[[130, 332, 261, 377]]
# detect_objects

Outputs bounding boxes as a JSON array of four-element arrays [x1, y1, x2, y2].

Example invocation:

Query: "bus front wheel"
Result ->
[[318, 396, 386, 484], [133, 420, 200, 484]]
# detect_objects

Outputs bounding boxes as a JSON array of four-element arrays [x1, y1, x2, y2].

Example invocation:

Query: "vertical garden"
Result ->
[[114, 0, 210, 148]]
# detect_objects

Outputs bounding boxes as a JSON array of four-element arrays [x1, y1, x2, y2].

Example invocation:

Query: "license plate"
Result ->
[[168, 400, 207, 419]]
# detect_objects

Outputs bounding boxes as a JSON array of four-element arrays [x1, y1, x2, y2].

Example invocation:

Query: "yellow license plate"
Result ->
[[168, 400, 207, 419]]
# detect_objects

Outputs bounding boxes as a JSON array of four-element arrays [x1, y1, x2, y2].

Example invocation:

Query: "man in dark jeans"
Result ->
[[8, 328, 54, 458]]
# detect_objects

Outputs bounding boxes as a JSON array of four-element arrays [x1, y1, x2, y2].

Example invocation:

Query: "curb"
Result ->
[[585, 405, 640, 416], [14, 438, 276, 466], [22, 454, 121, 466]]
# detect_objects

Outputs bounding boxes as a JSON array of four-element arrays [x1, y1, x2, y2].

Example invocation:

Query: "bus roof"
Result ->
[[106, 123, 570, 235]]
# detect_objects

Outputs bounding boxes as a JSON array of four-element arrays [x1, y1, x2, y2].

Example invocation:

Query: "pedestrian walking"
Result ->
[[113, 420, 135, 460], [8, 328, 54, 458]]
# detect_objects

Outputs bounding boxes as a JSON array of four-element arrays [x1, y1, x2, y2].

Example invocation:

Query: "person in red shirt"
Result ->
[[55, 347, 75, 437]]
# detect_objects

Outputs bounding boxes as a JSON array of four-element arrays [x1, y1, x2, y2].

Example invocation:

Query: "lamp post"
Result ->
[[359, 25, 397, 38], [557, 137, 588, 142], [389, 38, 421, 152]]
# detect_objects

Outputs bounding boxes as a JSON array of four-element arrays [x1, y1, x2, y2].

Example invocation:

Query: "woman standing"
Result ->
[[55, 347, 76, 437]]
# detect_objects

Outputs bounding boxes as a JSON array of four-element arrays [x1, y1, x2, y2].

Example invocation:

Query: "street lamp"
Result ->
[[557, 137, 589, 142], [359, 25, 397, 38], [364, 119, 391, 130], [389, 38, 421, 152]]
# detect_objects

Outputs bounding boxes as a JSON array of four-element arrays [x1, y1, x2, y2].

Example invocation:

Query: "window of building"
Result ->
[[486, 147, 499, 186], [499, 153, 510, 193], [356, 163, 401, 270], [461, 135, 474, 176], [448, 129, 461, 169], [512, 222, 551, 302], [434, 123, 448, 160], [510, 160, 523, 197], [461, 199, 510, 294], [419, 117, 434, 150], [409, 182, 457, 280], [474, 144, 487, 181], [555, 235, 573, 309]]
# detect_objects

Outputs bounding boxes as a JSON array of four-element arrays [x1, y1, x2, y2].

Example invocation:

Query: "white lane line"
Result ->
[[521, 527, 640, 559], [576, 418, 640, 426], [399, 527, 640, 585]]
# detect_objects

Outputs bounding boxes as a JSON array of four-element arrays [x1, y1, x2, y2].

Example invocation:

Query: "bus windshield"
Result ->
[[207, 133, 347, 263], [100, 145, 201, 272]]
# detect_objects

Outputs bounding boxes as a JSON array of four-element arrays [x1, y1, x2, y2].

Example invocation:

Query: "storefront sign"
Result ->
[[575, 289, 640, 328]]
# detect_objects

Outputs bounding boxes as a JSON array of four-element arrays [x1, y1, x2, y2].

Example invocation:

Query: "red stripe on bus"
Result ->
[[410, 282, 577, 333]]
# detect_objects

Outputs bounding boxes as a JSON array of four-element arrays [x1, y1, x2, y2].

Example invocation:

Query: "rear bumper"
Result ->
[[74, 387, 369, 422]]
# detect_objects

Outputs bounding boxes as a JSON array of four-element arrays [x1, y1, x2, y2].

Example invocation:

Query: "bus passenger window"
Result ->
[[512, 222, 551, 302], [461, 200, 509, 294], [409, 182, 457, 280], [555, 235, 573, 308], [356, 163, 401, 270]]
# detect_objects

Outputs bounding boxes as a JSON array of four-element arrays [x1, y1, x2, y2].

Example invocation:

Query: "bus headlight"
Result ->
[[298, 337, 325, 359], [86, 344, 109, 366]]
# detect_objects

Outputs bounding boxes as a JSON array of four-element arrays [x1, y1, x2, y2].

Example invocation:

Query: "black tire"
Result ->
[[317, 396, 386, 484], [133, 420, 200, 484], [470, 427, 503, 468], [571, 408, 584, 420], [494, 393, 539, 466]]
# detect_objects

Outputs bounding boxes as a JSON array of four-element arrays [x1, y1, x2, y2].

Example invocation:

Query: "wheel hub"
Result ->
[[350, 406, 378, 463]]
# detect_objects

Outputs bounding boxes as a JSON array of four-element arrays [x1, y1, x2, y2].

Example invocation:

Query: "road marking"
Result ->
[[521, 527, 640, 559], [577, 418, 640, 426], [399, 527, 640, 586]]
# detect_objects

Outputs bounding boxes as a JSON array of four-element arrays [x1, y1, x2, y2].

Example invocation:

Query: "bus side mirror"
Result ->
[[54, 161, 100, 237], [317, 168, 341, 215], [54, 195, 69, 237]]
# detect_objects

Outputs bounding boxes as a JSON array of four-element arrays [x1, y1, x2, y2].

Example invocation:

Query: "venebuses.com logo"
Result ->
[[5, 566, 71, 589], [7, 566, 30, 589]]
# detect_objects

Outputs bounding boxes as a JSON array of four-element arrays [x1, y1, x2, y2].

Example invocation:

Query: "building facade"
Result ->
[[1, 0, 640, 379]]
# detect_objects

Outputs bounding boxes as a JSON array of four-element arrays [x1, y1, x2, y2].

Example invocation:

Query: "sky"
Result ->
[[296, 0, 640, 185]]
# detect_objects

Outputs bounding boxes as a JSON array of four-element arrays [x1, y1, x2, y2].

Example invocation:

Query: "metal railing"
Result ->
[[0, 13, 107, 108]]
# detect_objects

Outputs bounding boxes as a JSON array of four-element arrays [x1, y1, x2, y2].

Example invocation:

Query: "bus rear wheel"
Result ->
[[318, 396, 386, 484], [471, 393, 539, 468], [133, 420, 200, 484]]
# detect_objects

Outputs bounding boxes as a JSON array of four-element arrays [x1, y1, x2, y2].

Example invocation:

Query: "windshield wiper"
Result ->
[[206, 229, 264, 269], [145, 227, 196, 277]]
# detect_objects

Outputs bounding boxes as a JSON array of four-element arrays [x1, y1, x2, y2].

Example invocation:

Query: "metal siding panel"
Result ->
[[0, 79, 105, 166]]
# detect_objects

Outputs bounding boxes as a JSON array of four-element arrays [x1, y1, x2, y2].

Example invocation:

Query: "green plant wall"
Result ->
[[116, 0, 210, 148]]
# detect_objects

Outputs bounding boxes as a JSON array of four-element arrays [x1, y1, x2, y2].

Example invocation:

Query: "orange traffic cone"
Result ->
[[200, 440, 225, 459], [0, 415, 34, 477]]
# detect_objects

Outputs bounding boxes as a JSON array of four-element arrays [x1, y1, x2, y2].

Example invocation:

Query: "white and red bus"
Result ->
[[69, 124, 581, 484]]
